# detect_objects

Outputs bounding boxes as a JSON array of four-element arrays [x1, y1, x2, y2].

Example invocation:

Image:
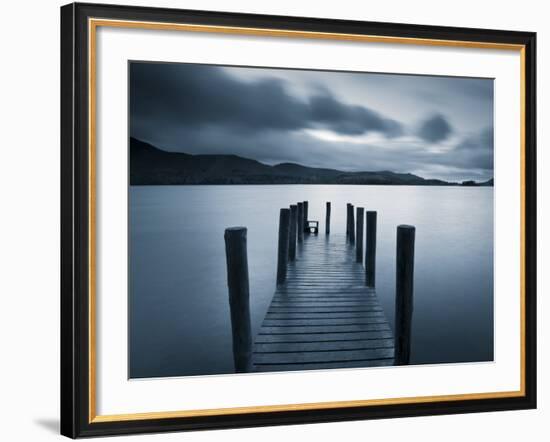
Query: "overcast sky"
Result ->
[[130, 62, 494, 182]]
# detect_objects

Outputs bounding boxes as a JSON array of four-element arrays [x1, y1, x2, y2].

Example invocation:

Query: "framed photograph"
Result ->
[[60, 2, 536, 438]]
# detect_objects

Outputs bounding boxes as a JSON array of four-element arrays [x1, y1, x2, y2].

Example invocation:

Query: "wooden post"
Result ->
[[303, 201, 309, 233], [356, 207, 364, 263], [325, 202, 331, 235], [366, 211, 377, 287], [277, 208, 291, 285], [394, 225, 416, 365], [289, 205, 297, 261], [297, 202, 304, 243], [349, 204, 355, 244], [224, 227, 252, 373], [346, 203, 351, 237]]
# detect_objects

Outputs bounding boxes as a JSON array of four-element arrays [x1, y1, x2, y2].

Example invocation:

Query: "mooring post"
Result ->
[[325, 202, 331, 235], [303, 201, 309, 233], [297, 202, 304, 243], [289, 205, 297, 261], [394, 225, 416, 365], [366, 211, 377, 287], [346, 203, 351, 237], [277, 208, 291, 285], [224, 227, 252, 373], [356, 207, 364, 263], [349, 204, 355, 244]]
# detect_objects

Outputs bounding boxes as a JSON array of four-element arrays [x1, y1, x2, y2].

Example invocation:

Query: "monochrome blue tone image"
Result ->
[[129, 62, 494, 379]]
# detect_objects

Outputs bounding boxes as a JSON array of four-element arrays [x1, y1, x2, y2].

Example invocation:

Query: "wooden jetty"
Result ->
[[251, 233, 394, 372], [224, 202, 415, 373]]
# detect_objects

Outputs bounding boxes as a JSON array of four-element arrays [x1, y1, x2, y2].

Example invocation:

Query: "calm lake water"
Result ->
[[129, 185, 493, 378]]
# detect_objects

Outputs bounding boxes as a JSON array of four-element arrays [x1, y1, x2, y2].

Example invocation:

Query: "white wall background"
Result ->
[[0, 0, 546, 440]]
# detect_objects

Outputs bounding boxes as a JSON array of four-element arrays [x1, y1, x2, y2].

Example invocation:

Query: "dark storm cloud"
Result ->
[[450, 127, 494, 170], [417, 114, 453, 143], [130, 62, 403, 140], [130, 62, 494, 182], [130, 63, 305, 132], [404, 126, 493, 180], [309, 95, 403, 136]]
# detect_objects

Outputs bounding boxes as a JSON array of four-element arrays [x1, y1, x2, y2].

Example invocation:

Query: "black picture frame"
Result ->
[[61, 2, 537, 438]]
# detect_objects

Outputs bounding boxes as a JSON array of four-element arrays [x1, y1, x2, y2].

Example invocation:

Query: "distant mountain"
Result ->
[[461, 178, 494, 187], [130, 138, 490, 186]]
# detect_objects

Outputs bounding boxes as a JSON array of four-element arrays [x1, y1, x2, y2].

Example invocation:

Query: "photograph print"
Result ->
[[129, 61, 494, 378]]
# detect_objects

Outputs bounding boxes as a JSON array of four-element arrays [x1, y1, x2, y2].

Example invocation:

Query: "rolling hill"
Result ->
[[130, 137, 492, 186]]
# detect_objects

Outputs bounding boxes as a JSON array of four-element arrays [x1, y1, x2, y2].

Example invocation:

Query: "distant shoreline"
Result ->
[[130, 137, 493, 187], [129, 183, 493, 187]]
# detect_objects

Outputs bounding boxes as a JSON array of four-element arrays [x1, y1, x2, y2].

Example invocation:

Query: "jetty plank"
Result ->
[[253, 348, 394, 364], [255, 330, 393, 343], [254, 339, 394, 353], [266, 312, 384, 319], [253, 359, 394, 372]]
